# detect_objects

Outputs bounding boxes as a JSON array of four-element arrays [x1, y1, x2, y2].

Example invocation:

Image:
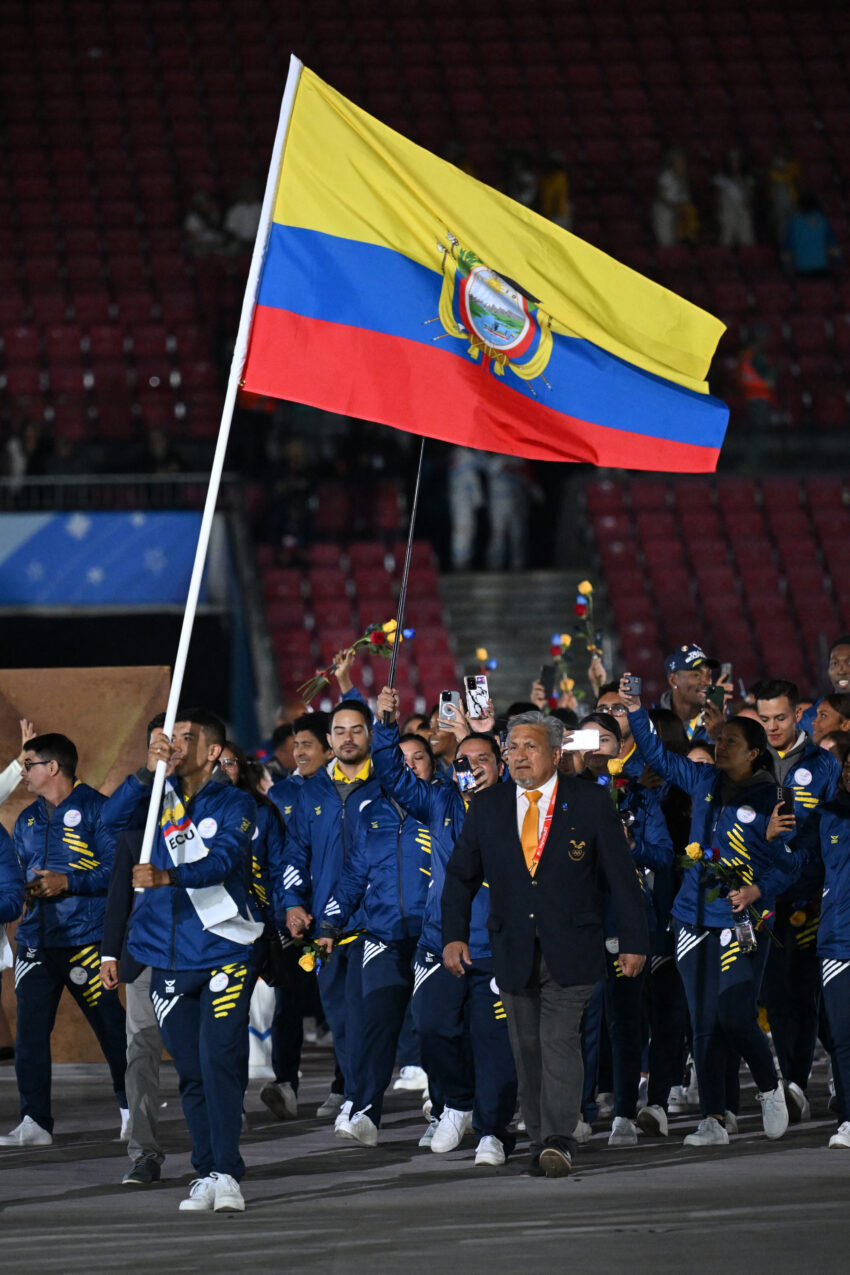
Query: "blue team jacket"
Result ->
[[318, 793, 432, 942], [282, 763, 382, 928], [816, 793, 850, 959], [103, 769, 257, 970], [268, 772, 305, 826], [769, 737, 839, 898], [249, 800, 288, 927], [629, 708, 799, 929], [14, 782, 115, 947], [370, 720, 493, 964], [0, 824, 25, 925]]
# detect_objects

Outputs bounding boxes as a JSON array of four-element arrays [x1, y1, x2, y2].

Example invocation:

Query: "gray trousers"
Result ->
[[125, 968, 164, 1165], [502, 944, 594, 1156]]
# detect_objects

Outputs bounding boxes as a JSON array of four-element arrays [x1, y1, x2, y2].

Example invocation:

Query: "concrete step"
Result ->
[[439, 569, 609, 707]]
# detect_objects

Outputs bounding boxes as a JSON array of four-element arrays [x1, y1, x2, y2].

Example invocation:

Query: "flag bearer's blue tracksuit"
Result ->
[[283, 759, 382, 1096], [628, 708, 799, 1118], [370, 721, 517, 1149], [318, 793, 431, 1125], [12, 782, 127, 1133], [106, 767, 256, 1182], [815, 791, 850, 1122], [761, 736, 839, 1093]]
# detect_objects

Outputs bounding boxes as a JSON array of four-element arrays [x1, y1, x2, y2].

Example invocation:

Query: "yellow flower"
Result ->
[[381, 619, 398, 634], [577, 580, 593, 595], [607, 757, 624, 776], [561, 677, 575, 692], [476, 647, 488, 661], [685, 842, 703, 860], [387, 631, 399, 646], [297, 952, 316, 972], [560, 633, 572, 648], [789, 910, 807, 928]]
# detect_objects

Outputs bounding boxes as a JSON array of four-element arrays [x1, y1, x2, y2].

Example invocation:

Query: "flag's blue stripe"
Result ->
[[258, 223, 728, 448]]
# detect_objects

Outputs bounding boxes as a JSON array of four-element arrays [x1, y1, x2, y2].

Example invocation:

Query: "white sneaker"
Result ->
[[430, 1106, 472, 1153], [596, 1091, 614, 1119], [260, 1081, 298, 1121], [419, 1118, 439, 1148], [333, 1100, 353, 1133], [573, 1120, 593, 1145], [317, 1091, 344, 1118], [724, 1110, 738, 1135], [474, 1135, 506, 1166], [422, 1099, 433, 1121], [829, 1120, 850, 1149], [608, 1116, 638, 1147], [637, 1076, 648, 1108], [337, 1110, 378, 1147], [667, 1085, 689, 1113], [211, 1172, 245, 1212], [636, 1105, 668, 1137], [119, 1108, 131, 1142], [179, 1176, 217, 1211], [0, 1116, 53, 1147], [757, 1085, 789, 1140], [683, 1117, 729, 1147], [393, 1065, 428, 1091], [785, 1081, 810, 1124]]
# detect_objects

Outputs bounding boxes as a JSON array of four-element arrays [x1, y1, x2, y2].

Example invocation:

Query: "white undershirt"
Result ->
[[515, 770, 559, 843]]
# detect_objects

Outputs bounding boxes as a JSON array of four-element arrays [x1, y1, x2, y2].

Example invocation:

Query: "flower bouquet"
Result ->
[[573, 580, 601, 656], [291, 936, 332, 973], [297, 619, 415, 704], [474, 647, 498, 674], [547, 632, 575, 706], [679, 843, 778, 943]]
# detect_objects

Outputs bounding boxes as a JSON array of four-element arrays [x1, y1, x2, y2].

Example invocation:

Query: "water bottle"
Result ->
[[734, 912, 757, 953]]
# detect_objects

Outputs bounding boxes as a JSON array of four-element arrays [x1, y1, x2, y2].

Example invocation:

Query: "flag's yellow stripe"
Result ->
[[273, 68, 725, 392]]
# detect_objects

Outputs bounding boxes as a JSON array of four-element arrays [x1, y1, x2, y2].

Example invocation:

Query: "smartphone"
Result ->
[[721, 661, 733, 681], [464, 674, 490, 720], [778, 786, 796, 818], [706, 685, 726, 712], [438, 689, 461, 727], [563, 729, 600, 751], [539, 665, 556, 699], [454, 755, 478, 794], [622, 674, 642, 696]]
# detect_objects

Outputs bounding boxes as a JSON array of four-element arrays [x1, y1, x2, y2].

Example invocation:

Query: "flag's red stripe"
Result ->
[[243, 305, 721, 472]]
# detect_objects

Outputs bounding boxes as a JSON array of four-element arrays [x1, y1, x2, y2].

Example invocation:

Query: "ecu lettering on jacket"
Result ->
[[103, 767, 259, 970]]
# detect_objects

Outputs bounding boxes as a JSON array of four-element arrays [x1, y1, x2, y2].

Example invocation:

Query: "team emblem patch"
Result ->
[[433, 236, 554, 390], [605, 937, 620, 954], [197, 818, 218, 839], [720, 928, 732, 947], [569, 839, 586, 861], [69, 966, 88, 985], [489, 977, 500, 995], [63, 809, 82, 827], [794, 768, 812, 786], [736, 806, 756, 824], [209, 972, 229, 992]]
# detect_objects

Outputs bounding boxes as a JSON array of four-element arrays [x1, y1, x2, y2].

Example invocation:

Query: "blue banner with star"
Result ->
[[0, 512, 206, 606]]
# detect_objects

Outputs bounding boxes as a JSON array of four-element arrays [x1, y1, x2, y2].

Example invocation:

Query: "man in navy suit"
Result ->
[[442, 711, 648, 1178]]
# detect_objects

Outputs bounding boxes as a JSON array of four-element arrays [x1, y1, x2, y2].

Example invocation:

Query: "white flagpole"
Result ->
[[137, 54, 305, 879]]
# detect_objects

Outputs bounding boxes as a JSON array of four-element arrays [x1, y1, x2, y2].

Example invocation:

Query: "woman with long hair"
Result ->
[[618, 676, 798, 1148]]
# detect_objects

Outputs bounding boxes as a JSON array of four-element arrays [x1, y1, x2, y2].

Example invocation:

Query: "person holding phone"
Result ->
[[370, 687, 518, 1168], [618, 675, 798, 1147], [658, 644, 720, 743], [754, 679, 840, 1123]]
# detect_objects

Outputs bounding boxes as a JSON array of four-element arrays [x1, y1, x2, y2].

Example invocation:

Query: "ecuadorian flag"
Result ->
[[242, 63, 729, 472]]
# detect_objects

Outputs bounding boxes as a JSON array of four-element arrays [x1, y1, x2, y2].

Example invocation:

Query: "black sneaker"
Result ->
[[122, 1157, 162, 1186]]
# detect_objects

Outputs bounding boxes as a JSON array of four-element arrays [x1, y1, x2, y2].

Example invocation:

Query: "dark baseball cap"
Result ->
[[665, 643, 720, 675]]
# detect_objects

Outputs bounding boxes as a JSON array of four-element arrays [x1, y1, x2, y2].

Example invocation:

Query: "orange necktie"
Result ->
[[521, 790, 543, 872]]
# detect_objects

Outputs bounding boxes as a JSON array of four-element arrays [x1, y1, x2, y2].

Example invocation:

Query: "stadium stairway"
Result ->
[[439, 569, 612, 708]]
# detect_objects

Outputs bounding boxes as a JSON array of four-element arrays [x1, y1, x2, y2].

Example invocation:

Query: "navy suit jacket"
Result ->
[[441, 773, 649, 994]]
